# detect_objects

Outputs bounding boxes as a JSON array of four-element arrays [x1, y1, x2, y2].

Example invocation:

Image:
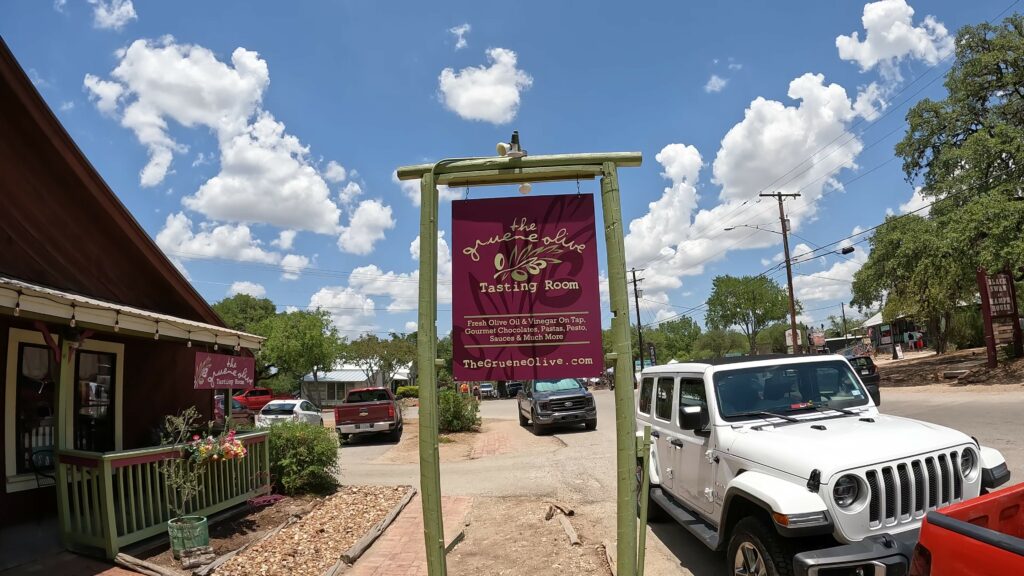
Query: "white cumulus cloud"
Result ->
[[280, 254, 310, 281], [156, 212, 279, 264], [337, 199, 395, 255], [228, 281, 266, 298], [438, 48, 533, 124], [837, 0, 953, 82], [88, 0, 136, 30], [898, 186, 931, 215], [308, 286, 376, 333], [323, 160, 347, 183]]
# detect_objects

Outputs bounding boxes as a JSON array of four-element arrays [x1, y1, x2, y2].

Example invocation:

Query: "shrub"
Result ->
[[438, 387, 481, 433], [267, 421, 339, 495], [396, 385, 419, 399]]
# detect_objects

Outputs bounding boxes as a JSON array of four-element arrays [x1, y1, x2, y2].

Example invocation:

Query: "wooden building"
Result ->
[[0, 39, 268, 565]]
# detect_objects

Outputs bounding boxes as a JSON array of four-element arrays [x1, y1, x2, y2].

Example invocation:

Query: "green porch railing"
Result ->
[[55, 431, 271, 559]]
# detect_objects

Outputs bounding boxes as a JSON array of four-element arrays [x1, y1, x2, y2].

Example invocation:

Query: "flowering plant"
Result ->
[[187, 429, 248, 463]]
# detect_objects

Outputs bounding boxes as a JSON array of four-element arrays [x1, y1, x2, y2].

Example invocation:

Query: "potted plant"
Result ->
[[160, 407, 248, 559]]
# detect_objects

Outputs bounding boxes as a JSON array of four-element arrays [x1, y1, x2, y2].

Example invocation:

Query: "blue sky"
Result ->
[[3, 0, 1014, 337]]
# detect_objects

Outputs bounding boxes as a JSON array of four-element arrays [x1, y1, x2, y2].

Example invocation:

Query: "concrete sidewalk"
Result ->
[[348, 494, 472, 576]]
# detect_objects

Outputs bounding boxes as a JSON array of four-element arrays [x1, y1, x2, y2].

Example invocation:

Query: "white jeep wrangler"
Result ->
[[635, 355, 1011, 576]]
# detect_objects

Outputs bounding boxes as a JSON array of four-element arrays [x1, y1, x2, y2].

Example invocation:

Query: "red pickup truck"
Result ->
[[233, 387, 294, 412], [334, 388, 403, 443], [911, 480, 1023, 575]]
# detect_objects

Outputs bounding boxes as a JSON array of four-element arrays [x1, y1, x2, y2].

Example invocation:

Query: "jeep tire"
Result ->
[[727, 517, 793, 576]]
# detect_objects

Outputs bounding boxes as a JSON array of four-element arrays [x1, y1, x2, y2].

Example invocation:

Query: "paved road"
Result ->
[[341, 386, 1024, 575]]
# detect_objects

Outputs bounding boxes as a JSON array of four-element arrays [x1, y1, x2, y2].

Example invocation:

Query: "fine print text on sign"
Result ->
[[194, 351, 255, 389], [452, 194, 603, 381]]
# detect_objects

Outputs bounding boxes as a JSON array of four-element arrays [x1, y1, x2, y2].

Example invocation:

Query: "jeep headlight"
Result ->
[[960, 448, 976, 478], [833, 475, 859, 508]]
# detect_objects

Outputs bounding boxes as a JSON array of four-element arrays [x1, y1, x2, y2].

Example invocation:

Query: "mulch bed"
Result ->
[[213, 486, 409, 576], [138, 494, 320, 570]]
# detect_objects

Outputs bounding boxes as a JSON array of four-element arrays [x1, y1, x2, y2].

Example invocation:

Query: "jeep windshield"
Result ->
[[713, 360, 869, 422], [533, 379, 583, 393]]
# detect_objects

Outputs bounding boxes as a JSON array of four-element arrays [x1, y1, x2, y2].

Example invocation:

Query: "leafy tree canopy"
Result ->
[[705, 275, 793, 354], [257, 309, 343, 390], [212, 294, 276, 334]]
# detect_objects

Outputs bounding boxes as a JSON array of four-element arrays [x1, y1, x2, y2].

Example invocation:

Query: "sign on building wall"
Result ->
[[452, 194, 603, 381], [194, 352, 255, 389]]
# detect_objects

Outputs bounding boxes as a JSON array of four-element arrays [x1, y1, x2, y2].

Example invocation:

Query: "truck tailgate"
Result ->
[[334, 402, 392, 425]]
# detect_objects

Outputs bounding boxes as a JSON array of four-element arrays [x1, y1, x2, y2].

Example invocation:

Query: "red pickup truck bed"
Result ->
[[334, 388, 403, 442], [911, 482, 1024, 575]]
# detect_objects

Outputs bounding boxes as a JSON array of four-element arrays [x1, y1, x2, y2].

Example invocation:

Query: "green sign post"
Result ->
[[397, 151, 642, 576]]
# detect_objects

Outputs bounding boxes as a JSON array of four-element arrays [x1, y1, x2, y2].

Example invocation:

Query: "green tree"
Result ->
[[211, 294, 277, 333], [896, 15, 1024, 274], [631, 317, 702, 363], [691, 329, 747, 360], [850, 215, 974, 353], [705, 275, 793, 354], [258, 309, 343, 391], [211, 294, 279, 384], [346, 333, 417, 390]]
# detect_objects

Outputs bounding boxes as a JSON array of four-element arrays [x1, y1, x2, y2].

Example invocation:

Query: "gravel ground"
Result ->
[[214, 486, 409, 576]]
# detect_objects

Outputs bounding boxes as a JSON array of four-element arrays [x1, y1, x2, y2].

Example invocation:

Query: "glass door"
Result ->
[[73, 350, 116, 452]]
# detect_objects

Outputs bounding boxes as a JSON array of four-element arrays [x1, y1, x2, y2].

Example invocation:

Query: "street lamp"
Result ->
[[723, 224, 783, 235]]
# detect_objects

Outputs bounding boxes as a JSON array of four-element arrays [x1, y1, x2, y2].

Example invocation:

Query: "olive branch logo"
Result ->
[[493, 244, 565, 281]]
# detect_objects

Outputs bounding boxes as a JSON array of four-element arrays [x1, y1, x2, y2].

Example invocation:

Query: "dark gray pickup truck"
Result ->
[[516, 378, 597, 434]]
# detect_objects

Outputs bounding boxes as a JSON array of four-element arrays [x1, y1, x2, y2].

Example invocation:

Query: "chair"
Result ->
[[30, 448, 55, 487]]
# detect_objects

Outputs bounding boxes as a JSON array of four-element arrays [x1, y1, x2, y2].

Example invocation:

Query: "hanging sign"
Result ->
[[978, 268, 1023, 368], [194, 352, 255, 389], [452, 194, 603, 381]]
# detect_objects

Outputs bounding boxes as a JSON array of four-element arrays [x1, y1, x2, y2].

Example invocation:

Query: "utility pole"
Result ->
[[841, 302, 848, 338], [629, 268, 645, 370], [760, 191, 802, 354]]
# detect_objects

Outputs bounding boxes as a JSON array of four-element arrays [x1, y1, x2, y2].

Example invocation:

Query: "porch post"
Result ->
[[57, 340, 74, 450], [601, 162, 639, 576], [417, 171, 446, 575]]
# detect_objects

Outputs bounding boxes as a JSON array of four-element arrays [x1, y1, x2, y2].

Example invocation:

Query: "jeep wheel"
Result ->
[[518, 410, 529, 427], [727, 517, 793, 576], [635, 462, 667, 522]]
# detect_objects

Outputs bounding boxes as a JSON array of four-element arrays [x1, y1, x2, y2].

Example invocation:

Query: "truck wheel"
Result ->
[[584, 419, 597, 431], [727, 517, 793, 576], [518, 410, 529, 426], [531, 409, 548, 435], [338, 433, 350, 445], [636, 463, 667, 522], [388, 425, 403, 442]]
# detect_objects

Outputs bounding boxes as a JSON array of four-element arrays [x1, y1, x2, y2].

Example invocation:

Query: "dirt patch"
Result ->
[[448, 497, 610, 576], [374, 419, 562, 464], [876, 347, 1024, 387], [213, 485, 408, 576], [139, 495, 320, 568]]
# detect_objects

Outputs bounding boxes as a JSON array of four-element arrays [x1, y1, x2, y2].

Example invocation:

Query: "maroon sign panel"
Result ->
[[194, 352, 255, 389], [452, 194, 603, 381]]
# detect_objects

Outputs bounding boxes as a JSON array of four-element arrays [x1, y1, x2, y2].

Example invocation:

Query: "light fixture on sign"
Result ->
[[496, 130, 527, 159], [519, 182, 532, 195], [13, 291, 20, 316], [113, 312, 120, 332], [70, 305, 77, 327], [187, 331, 192, 348]]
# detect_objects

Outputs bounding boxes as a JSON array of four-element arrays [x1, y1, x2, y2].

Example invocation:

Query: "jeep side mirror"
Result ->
[[866, 384, 881, 407], [680, 405, 706, 431]]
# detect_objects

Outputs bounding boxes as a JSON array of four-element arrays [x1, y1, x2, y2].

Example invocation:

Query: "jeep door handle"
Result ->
[[669, 438, 684, 448]]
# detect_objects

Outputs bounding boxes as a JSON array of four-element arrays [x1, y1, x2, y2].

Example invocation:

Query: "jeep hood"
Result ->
[[719, 413, 972, 482]]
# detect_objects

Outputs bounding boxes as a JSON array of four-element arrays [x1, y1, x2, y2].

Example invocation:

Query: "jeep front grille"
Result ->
[[865, 450, 965, 529]]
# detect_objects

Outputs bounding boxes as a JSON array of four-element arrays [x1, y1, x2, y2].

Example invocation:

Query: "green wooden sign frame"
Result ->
[[396, 151, 643, 576]]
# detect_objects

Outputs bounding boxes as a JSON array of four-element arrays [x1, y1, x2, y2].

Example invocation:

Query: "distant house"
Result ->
[[301, 362, 413, 405], [301, 365, 372, 406]]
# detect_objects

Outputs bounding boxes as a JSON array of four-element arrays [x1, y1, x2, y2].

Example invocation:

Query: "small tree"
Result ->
[[705, 275, 793, 354], [160, 407, 208, 517], [346, 333, 416, 390], [258, 309, 344, 391]]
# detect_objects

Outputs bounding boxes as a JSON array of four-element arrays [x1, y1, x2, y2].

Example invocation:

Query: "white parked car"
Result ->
[[478, 382, 498, 399], [255, 399, 323, 427], [636, 354, 1010, 576]]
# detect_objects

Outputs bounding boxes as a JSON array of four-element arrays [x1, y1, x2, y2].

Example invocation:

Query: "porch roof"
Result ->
[[0, 274, 263, 350]]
